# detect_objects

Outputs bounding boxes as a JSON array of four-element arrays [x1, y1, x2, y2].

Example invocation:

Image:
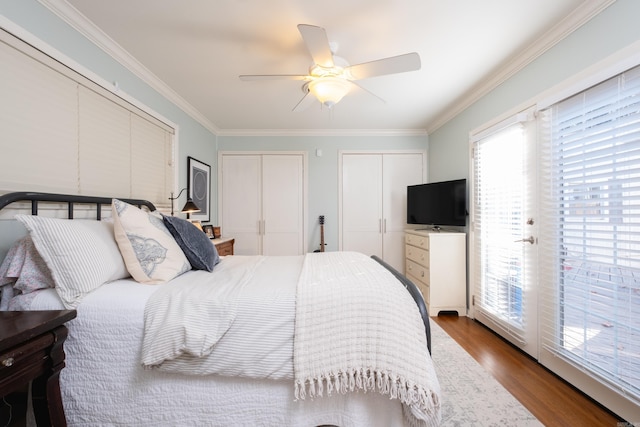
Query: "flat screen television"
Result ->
[[407, 179, 467, 227]]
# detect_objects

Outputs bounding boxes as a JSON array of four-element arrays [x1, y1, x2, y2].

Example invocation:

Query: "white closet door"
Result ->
[[341, 154, 384, 258], [262, 155, 304, 255], [220, 155, 261, 255], [382, 153, 425, 272]]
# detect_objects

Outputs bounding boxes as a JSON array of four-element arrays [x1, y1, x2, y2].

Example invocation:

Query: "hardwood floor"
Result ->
[[433, 314, 623, 427]]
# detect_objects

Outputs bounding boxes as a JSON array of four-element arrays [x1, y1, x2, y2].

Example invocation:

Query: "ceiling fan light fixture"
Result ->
[[308, 77, 351, 108]]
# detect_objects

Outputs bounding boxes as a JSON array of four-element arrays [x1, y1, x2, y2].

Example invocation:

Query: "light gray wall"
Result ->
[[217, 135, 428, 252], [428, 0, 640, 183]]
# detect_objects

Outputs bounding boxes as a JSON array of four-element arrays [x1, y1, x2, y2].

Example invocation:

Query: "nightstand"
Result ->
[[0, 310, 77, 427], [212, 237, 234, 256]]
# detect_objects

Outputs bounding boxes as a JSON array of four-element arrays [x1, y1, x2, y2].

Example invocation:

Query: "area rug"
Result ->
[[430, 320, 543, 426]]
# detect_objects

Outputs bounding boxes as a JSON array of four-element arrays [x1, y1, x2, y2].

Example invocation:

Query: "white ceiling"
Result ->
[[56, 0, 596, 135]]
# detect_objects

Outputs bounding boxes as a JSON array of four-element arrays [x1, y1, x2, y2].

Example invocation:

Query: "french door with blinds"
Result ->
[[472, 64, 640, 419], [471, 111, 538, 358]]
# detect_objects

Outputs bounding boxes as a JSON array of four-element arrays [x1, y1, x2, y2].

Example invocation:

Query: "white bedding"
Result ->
[[25, 254, 432, 426]]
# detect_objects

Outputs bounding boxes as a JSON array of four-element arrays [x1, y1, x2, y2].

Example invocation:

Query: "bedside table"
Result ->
[[0, 310, 77, 427], [212, 237, 234, 256]]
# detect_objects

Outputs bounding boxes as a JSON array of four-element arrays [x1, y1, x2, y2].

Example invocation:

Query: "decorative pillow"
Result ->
[[162, 214, 220, 272], [15, 215, 130, 309], [112, 199, 191, 284], [0, 235, 55, 292]]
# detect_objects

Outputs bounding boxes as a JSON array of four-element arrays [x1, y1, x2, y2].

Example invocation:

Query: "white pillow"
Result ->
[[15, 215, 130, 309], [112, 199, 191, 284]]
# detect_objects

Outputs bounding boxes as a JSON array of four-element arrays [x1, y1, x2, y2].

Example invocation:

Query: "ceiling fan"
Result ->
[[239, 24, 421, 111]]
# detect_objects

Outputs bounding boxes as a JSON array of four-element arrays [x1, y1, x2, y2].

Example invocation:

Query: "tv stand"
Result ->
[[405, 229, 467, 316]]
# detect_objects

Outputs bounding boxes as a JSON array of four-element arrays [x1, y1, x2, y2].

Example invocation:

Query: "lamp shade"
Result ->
[[308, 76, 351, 108], [181, 198, 201, 214]]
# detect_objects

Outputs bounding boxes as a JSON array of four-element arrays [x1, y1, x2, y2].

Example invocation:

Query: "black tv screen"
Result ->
[[407, 179, 467, 227]]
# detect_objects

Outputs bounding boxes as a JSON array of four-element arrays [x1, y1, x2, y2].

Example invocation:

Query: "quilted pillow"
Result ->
[[112, 199, 191, 284], [162, 214, 220, 272], [15, 215, 129, 309]]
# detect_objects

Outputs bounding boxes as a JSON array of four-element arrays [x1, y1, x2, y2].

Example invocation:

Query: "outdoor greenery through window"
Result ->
[[538, 64, 640, 400]]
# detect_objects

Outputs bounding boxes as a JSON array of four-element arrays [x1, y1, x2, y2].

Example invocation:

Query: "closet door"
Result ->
[[341, 154, 384, 259], [262, 155, 304, 255], [220, 152, 305, 256], [382, 154, 425, 271], [220, 154, 261, 255], [341, 151, 425, 272]]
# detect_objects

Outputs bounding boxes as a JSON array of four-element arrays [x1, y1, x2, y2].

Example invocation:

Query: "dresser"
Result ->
[[0, 310, 77, 426], [212, 237, 234, 256], [405, 229, 467, 316]]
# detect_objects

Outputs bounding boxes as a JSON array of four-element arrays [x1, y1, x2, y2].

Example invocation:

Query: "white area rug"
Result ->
[[430, 320, 543, 426]]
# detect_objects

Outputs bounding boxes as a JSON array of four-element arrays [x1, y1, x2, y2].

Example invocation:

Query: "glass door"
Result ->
[[471, 114, 538, 357]]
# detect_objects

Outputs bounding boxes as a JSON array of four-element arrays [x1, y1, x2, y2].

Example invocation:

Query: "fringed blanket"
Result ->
[[294, 252, 441, 427]]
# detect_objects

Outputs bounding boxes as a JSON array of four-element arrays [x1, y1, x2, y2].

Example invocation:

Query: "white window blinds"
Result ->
[[0, 27, 174, 210], [538, 64, 640, 401]]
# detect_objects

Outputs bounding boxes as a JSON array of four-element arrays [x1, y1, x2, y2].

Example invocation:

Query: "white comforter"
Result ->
[[23, 254, 439, 426]]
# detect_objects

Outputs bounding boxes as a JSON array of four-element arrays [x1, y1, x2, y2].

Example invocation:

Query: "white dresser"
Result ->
[[405, 229, 467, 316]]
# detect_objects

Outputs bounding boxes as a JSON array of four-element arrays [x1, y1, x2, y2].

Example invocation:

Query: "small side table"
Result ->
[[212, 237, 234, 256], [0, 310, 77, 427]]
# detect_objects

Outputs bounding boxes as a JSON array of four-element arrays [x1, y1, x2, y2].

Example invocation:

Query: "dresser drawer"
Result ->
[[406, 233, 429, 250], [407, 272, 429, 305], [0, 333, 53, 392], [406, 259, 429, 286], [406, 244, 429, 268]]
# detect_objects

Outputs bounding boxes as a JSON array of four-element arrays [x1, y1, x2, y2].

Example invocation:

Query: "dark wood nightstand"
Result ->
[[0, 310, 77, 427], [212, 237, 234, 256]]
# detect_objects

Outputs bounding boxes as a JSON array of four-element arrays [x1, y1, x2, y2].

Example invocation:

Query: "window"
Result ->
[[538, 64, 640, 406]]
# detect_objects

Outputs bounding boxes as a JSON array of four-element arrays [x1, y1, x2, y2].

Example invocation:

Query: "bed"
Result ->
[[0, 191, 441, 427]]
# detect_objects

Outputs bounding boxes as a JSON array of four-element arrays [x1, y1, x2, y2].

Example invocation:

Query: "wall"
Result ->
[[217, 134, 428, 252], [428, 0, 640, 183]]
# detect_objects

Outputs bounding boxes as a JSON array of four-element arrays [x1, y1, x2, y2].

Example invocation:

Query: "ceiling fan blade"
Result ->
[[346, 52, 421, 80], [292, 88, 317, 112], [239, 74, 309, 81], [349, 80, 386, 104], [297, 24, 334, 68]]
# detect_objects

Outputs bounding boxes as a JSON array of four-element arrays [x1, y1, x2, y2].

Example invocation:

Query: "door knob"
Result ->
[[515, 236, 535, 244]]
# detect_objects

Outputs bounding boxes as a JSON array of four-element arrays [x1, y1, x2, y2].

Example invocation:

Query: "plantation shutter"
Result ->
[[538, 64, 640, 401]]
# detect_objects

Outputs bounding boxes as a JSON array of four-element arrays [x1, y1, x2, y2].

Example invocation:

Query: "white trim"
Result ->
[[217, 128, 428, 137], [37, 0, 220, 135], [537, 39, 640, 109], [469, 107, 535, 142], [427, 0, 616, 134]]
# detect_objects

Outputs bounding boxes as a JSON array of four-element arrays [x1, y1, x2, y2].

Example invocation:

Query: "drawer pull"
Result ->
[[2, 357, 14, 367]]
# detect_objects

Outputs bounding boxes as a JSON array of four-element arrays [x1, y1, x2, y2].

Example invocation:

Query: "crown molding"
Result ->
[[426, 0, 616, 134], [217, 128, 428, 137], [38, 0, 220, 135]]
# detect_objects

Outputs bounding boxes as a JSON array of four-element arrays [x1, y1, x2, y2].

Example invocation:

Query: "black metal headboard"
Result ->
[[0, 191, 156, 219]]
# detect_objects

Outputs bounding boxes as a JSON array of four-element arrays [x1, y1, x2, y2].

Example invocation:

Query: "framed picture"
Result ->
[[202, 224, 214, 238], [188, 156, 211, 222]]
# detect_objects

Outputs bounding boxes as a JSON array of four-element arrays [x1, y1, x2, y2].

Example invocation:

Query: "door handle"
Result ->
[[515, 236, 535, 244]]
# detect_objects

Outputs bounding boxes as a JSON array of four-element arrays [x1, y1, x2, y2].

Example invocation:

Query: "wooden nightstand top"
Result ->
[[0, 310, 77, 352]]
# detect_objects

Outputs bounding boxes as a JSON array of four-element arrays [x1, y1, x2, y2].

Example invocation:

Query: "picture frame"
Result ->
[[202, 224, 214, 239], [188, 156, 211, 222]]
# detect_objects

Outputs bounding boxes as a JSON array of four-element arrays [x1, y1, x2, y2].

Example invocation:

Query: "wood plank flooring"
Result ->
[[433, 314, 623, 427]]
